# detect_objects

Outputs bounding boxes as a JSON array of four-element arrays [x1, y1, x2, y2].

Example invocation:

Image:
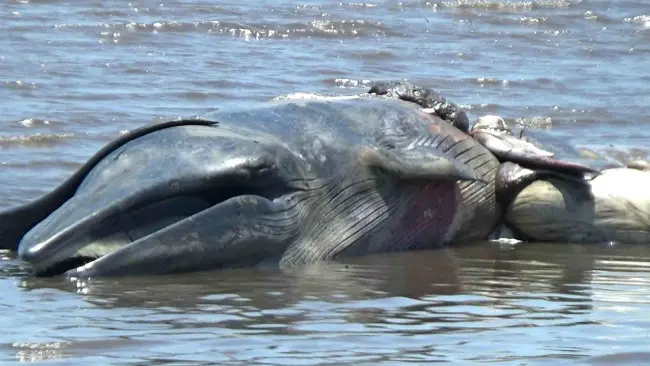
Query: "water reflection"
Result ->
[[16, 242, 619, 303], [5, 242, 650, 363]]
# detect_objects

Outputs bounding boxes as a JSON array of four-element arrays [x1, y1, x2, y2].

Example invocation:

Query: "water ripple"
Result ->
[[1, 80, 39, 90], [624, 14, 650, 28], [325, 78, 374, 88], [42, 19, 406, 41], [440, 0, 571, 11], [0, 132, 75, 147]]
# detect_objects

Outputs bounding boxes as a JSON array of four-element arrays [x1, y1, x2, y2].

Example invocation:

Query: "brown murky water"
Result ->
[[1, 0, 649, 364]]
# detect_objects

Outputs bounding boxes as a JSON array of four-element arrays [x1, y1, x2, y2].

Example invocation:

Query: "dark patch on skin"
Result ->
[[496, 162, 588, 208], [495, 162, 540, 208], [392, 181, 458, 250], [368, 81, 470, 133]]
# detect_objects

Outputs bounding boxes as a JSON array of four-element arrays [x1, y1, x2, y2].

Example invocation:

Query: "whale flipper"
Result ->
[[359, 145, 482, 182]]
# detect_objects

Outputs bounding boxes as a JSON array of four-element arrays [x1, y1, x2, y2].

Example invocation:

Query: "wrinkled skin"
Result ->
[[472, 115, 650, 244], [5, 88, 500, 277]]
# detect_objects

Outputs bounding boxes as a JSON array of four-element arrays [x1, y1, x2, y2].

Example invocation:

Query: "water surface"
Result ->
[[1, 0, 649, 364]]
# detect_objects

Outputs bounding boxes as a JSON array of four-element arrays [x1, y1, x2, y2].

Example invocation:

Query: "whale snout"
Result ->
[[17, 124, 301, 277]]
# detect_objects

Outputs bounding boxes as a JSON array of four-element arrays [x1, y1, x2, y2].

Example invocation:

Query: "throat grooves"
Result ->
[[281, 177, 390, 264]]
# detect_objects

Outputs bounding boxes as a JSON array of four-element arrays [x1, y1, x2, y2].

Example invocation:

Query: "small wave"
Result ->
[[326, 78, 374, 88], [340, 49, 398, 60], [582, 10, 598, 21], [192, 79, 268, 90], [441, 0, 570, 11], [12, 342, 71, 363], [17, 118, 52, 127], [0, 159, 81, 170], [515, 116, 553, 129], [91, 19, 404, 41], [624, 14, 650, 28], [602, 147, 649, 165], [574, 10, 617, 25], [457, 103, 501, 112], [466, 77, 511, 87], [519, 16, 547, 25], [8, 0, 64, 4], [628, 46, 650, 55], [1, 80, 38, 90], [0, 133, 74, 148], [271, 93, 363, 101], [346, 2, 378, 8], [463, 77, 569, 91], [286, 19, 403, 38], [166, 91, 232, 100]]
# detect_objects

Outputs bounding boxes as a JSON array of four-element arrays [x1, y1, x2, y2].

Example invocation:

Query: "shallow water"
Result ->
[[1, 0, 649, 364], [4, 244, 650, 364]]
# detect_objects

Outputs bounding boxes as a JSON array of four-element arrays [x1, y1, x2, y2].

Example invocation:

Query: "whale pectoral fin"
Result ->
[[359, 146, 482, 182], [472, 128, 623, 174], [472, 130, 555, 160]]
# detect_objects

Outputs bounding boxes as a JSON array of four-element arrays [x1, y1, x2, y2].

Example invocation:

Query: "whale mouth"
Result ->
[[37, 256, 96, 277], [18, 183, 285, 277], [21, 194, 212, 277]]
